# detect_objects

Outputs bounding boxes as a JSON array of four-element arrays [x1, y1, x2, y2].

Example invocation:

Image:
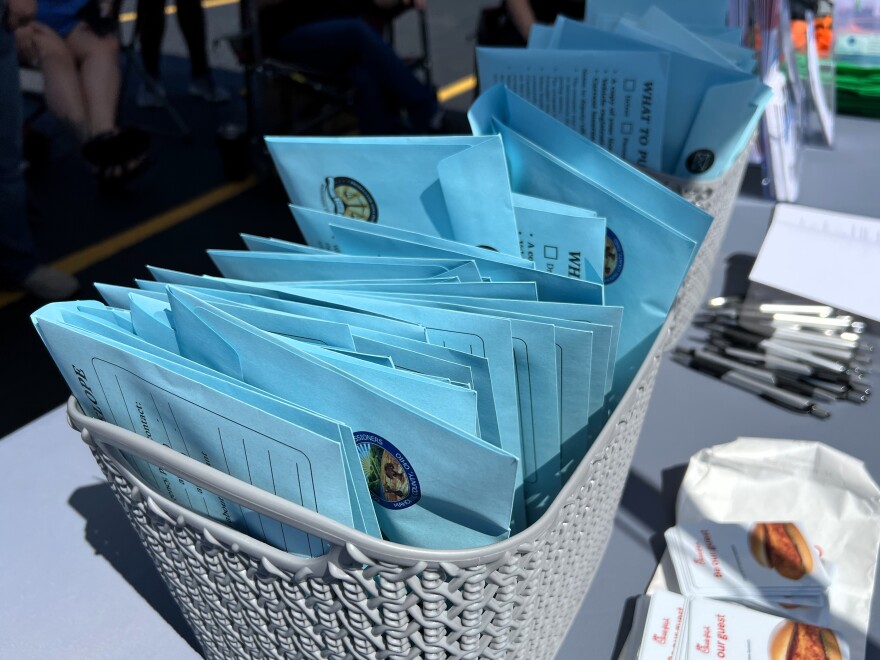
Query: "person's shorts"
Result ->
[[35, 0, 90, 37]]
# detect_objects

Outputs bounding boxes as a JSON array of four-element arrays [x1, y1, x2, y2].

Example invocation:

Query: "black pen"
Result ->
[[707, 344, 814, 377], [694, 349, 838, 402], [705, 324, 851, 375], [672, 349, 830, 418]]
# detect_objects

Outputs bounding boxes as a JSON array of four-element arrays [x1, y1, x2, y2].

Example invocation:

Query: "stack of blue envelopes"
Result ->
[[476, 3, 771, 181], [34, 87, 741, 555]]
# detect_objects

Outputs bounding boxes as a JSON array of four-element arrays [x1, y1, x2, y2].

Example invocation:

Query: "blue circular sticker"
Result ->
[[355, 432, 420, 510], [604, 228, 624, 284]]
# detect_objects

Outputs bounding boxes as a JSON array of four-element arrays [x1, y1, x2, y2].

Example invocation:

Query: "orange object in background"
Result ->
[[792, 16, 834, 57]]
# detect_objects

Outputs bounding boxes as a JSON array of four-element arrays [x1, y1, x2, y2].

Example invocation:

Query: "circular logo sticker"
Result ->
[[321, 176, 378, 222], [355, 432, 420, 510], [604, 228, 624, 284], [685, 149, 715, 174]]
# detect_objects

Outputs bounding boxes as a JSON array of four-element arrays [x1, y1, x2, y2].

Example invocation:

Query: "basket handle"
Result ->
[[66, 397, 374, 550]]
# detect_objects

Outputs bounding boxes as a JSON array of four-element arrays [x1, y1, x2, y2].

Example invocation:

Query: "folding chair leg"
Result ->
[[117, 24, 193, 139]]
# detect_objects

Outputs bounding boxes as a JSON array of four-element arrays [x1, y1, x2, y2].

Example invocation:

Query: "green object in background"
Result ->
[[836, 60, 880, 117]]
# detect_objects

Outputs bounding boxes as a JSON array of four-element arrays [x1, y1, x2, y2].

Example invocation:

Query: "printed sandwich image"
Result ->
[[749, 522, 815, 580], [359, 444, 410, 504], [770, 621, 843, 660]]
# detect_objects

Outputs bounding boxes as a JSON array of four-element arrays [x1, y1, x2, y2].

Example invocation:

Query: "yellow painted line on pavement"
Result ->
[[0, 70, 476, 308], [0, 176, 257, 309], [119, 0, 239, 24], [437, 74, 477, 103]]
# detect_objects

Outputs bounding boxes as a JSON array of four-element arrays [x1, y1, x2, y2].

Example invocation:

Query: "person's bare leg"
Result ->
[[66, 22, 119, 138], [16, 23, 90, 141]]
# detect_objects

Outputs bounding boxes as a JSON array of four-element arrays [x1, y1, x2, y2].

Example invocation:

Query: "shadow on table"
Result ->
[[68, 482, 202, 655], [619, 464, 689, 561]]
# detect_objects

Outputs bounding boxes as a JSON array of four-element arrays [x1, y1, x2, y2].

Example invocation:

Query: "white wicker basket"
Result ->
[[65, 137, 753, 659]]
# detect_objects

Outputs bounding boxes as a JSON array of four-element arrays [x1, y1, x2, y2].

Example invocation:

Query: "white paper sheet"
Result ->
[[749, 203, 880, 321]]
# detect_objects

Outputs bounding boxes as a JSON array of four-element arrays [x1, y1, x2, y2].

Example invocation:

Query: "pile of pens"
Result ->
[[673, 297, 872, 418]]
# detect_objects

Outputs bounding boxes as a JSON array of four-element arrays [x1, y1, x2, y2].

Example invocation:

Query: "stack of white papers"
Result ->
[[626, 591, 851, 660], [665, 522, 833, 615]]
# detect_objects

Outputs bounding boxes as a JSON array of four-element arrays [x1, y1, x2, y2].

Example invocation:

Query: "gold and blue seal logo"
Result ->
[[355, 432, 420, 510], [321, 176, 378, 222], [604, 228, 624, 284]]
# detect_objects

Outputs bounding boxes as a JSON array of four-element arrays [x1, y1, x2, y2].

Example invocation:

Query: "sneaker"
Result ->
[[136, 80, 168, 109], [21, 266, 80, 300], [188, 76, 230, 103]]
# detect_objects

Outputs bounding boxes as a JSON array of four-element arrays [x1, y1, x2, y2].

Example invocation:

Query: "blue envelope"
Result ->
[[348, 328, 502, 455], [166, 288, 519, 549], [536, 17, 771, 178], [207, 251, 475, 283], [265, 135, 521, 256], [586, 0, 729, 31], [240, 234, 334, 254], [285, 206, 535, 269], [323, 218, 605, 305], [612, 8, 756, 73], [135, 276, 432, 343], [33, 302, 380, 556]]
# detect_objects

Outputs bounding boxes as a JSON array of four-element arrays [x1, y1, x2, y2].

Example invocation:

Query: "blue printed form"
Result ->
[[476, 47, 670, 171]]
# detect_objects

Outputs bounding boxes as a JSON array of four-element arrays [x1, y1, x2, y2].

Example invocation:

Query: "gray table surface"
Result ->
[[1, 117, 878, 660]]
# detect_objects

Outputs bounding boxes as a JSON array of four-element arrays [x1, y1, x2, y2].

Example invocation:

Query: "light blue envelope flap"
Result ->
[[129, 294, 179, 353], [166, 289, 519, 549], [207, 251, 465, 283], [527, 24, 555, 47], [240, 234, 334, 254], [350, 328, 502, 454], [672, 78, 772, 179], [434, 136, 519, 254], [285, 340, 479, 437], [294, 281, 538, 301], [189, 298, 358, 351], [290, 205, 535, 268], [135, 279, 430, 343], [96, 283, 166, 308], [349, 334, 474, 390], [615, 8, 747, 71], [511, 192, 606, 284], [587, 0, 728, 30], [329, 222, 604, 305], [427, 261, 484, 283]]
